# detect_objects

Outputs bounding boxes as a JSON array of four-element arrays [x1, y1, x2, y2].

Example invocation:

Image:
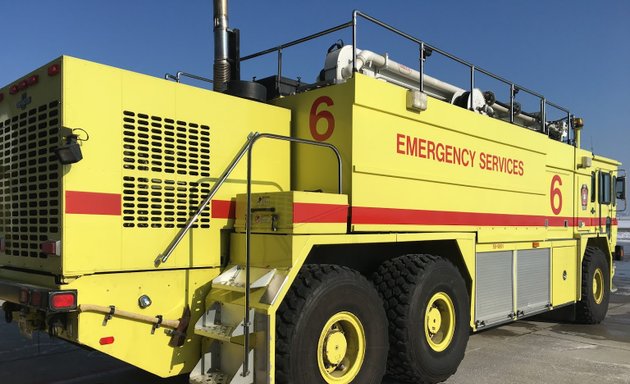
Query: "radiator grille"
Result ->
[[122, 111, 210, 177], [122, 177, 211, 228], [0, 101, 62, 258]]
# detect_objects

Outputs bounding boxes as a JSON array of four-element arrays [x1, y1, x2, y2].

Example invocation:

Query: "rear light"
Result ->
[[17, 80, 27, 91], [49, 291, 77, 311], [19, 289, 30, 304], [30, 291, 43, 307], [41, 240, 60, 256], [9, 85, 18, 94], [0, 93, 4, 103], [48, 64, 60, 76], [99, 336, 115, 345], [27, 75, 39, 86]]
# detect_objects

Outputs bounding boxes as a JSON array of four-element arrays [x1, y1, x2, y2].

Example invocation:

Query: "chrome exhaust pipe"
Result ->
[[213, 0, 230, 91]]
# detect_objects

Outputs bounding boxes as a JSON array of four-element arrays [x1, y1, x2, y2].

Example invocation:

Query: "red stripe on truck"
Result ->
[[293, 202, 348, 223], [65, 191, 121, 215]]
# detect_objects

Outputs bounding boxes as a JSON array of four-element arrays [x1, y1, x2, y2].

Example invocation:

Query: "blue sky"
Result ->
[[2, 0, 629, 170]]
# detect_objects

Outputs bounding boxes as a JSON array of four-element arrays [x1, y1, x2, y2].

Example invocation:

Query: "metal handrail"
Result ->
[[153, 131, 343, 377], [241, 10, 576, 143], [154, 132, 255, 267], [241, 133, 342, 376], [164, 71, 214, 84], [154, 132, 342, 268]]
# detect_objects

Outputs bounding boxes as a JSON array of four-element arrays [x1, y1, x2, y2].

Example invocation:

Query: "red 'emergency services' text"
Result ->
[[396, 133, 524, 176]]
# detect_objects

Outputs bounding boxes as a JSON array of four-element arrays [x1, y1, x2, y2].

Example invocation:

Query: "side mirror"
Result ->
[[616, 176, 626, 200]]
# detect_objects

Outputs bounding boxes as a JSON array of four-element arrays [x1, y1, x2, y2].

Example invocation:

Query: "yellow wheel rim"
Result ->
[[317, 311, 366, 383], [425, 292, 456, 352], [593, 268, 604, 305]]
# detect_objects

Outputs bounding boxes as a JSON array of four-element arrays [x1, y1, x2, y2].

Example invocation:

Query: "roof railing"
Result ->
[[240, 10, 576, 145]]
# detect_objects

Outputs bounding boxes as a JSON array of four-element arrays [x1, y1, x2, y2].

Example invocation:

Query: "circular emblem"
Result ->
[[581, 184, 588, 210]]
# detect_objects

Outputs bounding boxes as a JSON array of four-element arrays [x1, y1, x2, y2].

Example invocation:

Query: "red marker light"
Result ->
[[19, 289, 30, 304], [41, 240, 59, 255], [48, 64, 60, 76], [9, 85, 19, 95], [27, 75, 39, 86], [99, 336, 115, 345], [30, 291, 43, 307], [49, 291, 77, 310], [17, 80, 28, 91]]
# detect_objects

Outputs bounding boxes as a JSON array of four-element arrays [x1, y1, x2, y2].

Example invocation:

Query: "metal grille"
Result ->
[[122, 111, 210, 177], [122, 176, 211, 228], [0, 101, 61, 258]]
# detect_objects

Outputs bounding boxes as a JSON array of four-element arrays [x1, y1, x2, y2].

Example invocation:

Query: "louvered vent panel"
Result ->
[[0, 101, 62, 258], [122, 177, 211, 228], [121, 111, 211, 229], [122, 111, 210, 176]]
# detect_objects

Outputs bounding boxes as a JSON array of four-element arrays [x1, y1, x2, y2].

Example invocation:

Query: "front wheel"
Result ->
[[276, 264, 388, 384], [576, 246, 610, 324], [374, 254, 470, 383]]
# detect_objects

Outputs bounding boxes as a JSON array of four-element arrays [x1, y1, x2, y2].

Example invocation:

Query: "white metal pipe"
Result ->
[[340, 49, 538, 127]]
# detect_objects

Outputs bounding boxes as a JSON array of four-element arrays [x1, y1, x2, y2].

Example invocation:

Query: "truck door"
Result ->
[[598, 170, 614, 237]]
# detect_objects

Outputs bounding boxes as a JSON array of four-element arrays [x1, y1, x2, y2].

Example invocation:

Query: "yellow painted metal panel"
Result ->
[[0, 57, 63, 274], [273, 82, 355, 195], [59, 56, 290, 275], [234, 191, 348, 234], [552, 245, 578, 306], [67, 268, 218, 377]]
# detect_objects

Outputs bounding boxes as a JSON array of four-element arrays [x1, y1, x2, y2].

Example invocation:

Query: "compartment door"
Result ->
[[475, 251, 513, 327]]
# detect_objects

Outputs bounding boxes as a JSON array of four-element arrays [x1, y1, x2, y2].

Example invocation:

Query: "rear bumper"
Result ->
[[0, 278, 77, 312]]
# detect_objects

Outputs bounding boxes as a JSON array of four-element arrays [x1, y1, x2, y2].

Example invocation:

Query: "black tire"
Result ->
[[576, 246, 609, 324], [276, 264, 388, 384], [373, 254, 470, 384]]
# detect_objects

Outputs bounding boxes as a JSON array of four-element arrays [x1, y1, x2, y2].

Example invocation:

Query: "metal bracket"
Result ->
[[102, 305, 115, 326], [152, 315, 163, 335]]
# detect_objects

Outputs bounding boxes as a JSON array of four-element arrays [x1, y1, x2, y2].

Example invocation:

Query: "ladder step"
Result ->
[[190, 371, 230, 384], [212, 265, 277, 293], [195, 324, 236, 342], [190, 349, 254, 384], [194, 305, 255, 343]]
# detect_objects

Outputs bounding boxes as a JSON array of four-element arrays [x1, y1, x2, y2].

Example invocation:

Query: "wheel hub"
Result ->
[[427, 306, 442, 334], [317, 311, 366, 383], [593, 268, 604, 305], [324, 329, 348, 366], [424, 291, 456, 352]]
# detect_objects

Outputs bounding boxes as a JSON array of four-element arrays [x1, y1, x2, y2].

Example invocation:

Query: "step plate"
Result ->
[[190, 371, 229, 384], [195, 324, 235, 342]]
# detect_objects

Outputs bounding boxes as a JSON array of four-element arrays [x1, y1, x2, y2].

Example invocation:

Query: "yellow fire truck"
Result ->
[[0, 2, 626, 383]]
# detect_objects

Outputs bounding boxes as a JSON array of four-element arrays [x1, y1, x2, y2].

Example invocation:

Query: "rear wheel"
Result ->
[[276, 264, 388, 384], [576, 246, 609, 324], [374, 254, 470, 384]]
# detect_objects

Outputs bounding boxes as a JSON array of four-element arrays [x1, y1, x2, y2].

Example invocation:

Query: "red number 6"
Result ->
[[309, 96, 335, 141], [550, 175, 563, 215]]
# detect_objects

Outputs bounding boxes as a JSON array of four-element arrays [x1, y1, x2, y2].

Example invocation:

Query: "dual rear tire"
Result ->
[[277, 256, 469, 384], [374, 254, 470, 383]]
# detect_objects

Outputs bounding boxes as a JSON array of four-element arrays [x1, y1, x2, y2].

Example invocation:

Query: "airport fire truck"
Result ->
[[0, 2, 626, 383]]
